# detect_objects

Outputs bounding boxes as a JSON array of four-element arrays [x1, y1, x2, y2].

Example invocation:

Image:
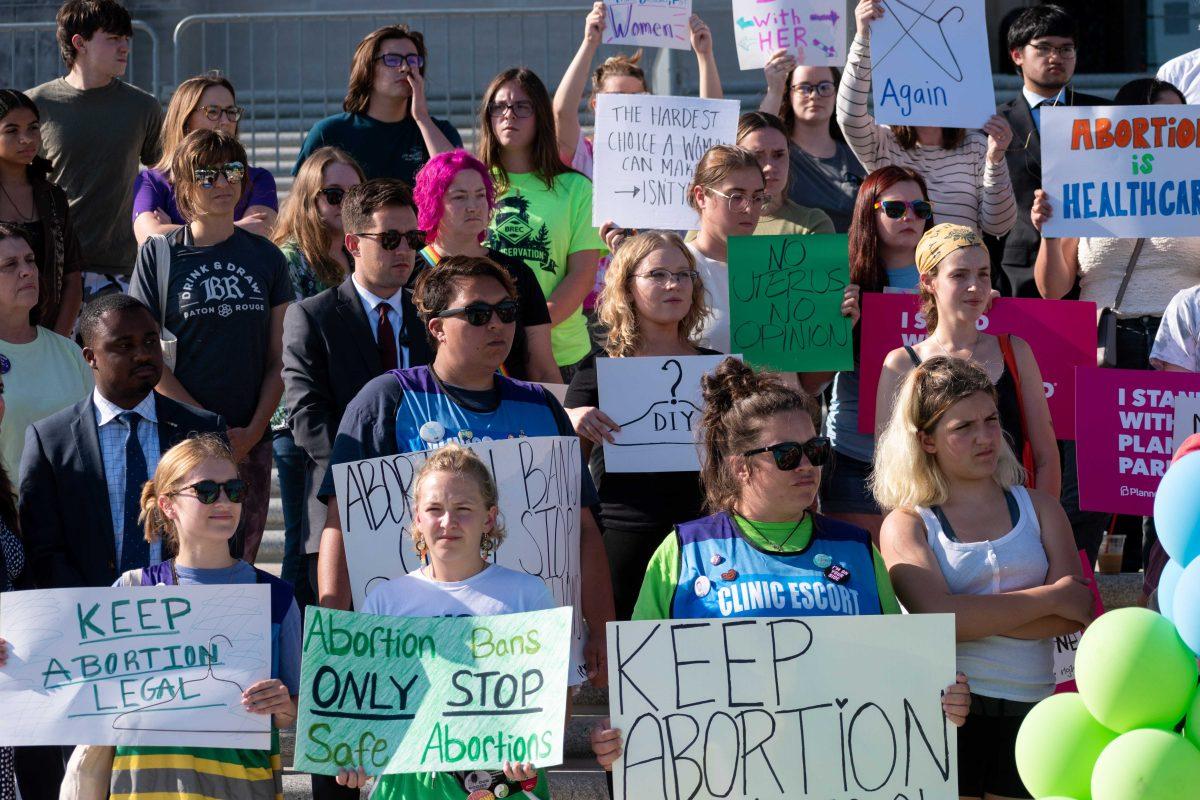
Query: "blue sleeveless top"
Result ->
[[671, 512, 882, 619]]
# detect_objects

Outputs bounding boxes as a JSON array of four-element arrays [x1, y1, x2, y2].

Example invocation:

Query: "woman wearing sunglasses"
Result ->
[[479, 68, 604, 381], [105, 434, 302, 799], [130, 129, 292, 565], [590, 356, 971, 767], [837, 1, 1017, 237], [875, 224, 1060, 497], [872, 357, 1093, 800], [413, 149, 561, 383], [133, 73, 278, 245]]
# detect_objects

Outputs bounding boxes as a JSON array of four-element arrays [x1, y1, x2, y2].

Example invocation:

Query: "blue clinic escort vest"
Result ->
[[671, 512, 882, 619], [390, 367, 561, 452]]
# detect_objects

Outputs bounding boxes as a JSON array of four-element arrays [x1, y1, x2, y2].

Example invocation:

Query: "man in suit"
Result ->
[[20, 292, 224, 587], [992, 4, 1108, 299]]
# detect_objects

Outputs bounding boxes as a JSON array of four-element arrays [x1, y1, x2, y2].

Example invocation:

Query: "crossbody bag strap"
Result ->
[[1112, 238, 1145, 315], [153, 234, 172, 328]]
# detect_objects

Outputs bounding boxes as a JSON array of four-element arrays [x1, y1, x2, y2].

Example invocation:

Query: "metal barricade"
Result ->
[[0, 20, 159, 95]]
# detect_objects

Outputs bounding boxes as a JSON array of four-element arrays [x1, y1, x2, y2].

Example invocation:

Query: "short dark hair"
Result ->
[[341, 179, 417, 235], [413, 255, 517, 346], [1005, 4, 1077, 52], [170, 129, 249, 222], [79, 293, 154, 347], [56, 0, 133, 68], [1114, 78, 1186, 106]]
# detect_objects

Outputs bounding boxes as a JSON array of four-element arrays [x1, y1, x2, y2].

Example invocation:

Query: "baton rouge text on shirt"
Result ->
[[179, 261, 267, 319]]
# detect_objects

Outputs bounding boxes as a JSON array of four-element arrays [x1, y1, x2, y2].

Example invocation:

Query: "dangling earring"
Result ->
[[480, 531, 494, 559], [413, 534, 428, 564]]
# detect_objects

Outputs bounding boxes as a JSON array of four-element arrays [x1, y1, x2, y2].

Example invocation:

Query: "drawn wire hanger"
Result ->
[[612, 359, 703, 446], [875, 0, 966, 83]]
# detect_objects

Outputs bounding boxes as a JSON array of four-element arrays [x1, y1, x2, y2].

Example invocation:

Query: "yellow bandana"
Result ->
[[915, 223, 985, 274]]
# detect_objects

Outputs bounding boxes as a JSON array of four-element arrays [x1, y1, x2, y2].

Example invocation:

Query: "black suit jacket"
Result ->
[[282, 277, 432, 550], [991, 87, 1110, 298], [19, 392, 225, 588]]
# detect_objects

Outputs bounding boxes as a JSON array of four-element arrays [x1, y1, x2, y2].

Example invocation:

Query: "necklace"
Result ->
[[931, 331, 981, 361], [0, 182, 33, 222], [742, 513, 806, 553]]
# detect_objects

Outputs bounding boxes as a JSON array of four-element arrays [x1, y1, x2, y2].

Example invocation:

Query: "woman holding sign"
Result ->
[[872, 356, 1094, 800], [875, 224, 1061, 497]]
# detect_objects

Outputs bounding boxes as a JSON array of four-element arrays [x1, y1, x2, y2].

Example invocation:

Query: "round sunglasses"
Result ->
[[173, 479, 248, 505], [742, 436, 831, 471], [874, 199, 934, 220], [435, 299, 519, 327]]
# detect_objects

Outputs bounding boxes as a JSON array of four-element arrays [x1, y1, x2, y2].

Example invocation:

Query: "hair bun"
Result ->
[[701, 357, 763, 413]]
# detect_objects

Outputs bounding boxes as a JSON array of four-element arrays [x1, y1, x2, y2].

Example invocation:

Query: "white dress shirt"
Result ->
[[351, 275, 409, 369]]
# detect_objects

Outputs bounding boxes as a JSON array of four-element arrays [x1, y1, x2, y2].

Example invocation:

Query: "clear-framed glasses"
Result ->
[[193, 161, 246, 188], [705, 187, 770, 213], [375, 52, 424, 69], [634, 268, 699, 287], [1028, 43, 1076, 59], [792, 81, 836, 98], [199, 104, 244, 122]]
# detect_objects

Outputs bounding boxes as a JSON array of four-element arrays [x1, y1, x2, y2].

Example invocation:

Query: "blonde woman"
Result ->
[[563, 231, 717, 619], [871, 356, 1092, 800], [133, 73, 277, 244]]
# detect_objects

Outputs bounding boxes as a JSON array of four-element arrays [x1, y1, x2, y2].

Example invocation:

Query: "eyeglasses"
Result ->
[[199, 104, 244, 122], [1028, 43, 1076, 59], [634, 268, 699, 287], [792, 81, 835, 97], [705, 187, 770, 213], [487, 101, 535, 119], [742, 436, 831, 471], [436, 299, 519, 326], [375, 52, 425, 69], [354, 229, 426, 251], [193, 162, 245, 188], [174, 479, 248, 505], [874, 199, 934, 220], [316, 187, 346, 206]]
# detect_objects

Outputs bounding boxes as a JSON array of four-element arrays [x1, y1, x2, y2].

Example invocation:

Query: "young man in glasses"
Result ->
[[293, 24, 462, 186]]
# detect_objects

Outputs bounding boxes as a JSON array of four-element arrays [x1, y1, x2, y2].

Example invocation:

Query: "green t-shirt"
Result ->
[[754, 200, 837, 236], [486, 171, 604, 367], [373, 770, 552, 800], [631, 515, 901, 620]]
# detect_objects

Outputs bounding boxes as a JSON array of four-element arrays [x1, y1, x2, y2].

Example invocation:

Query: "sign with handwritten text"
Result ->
[[332, 437, 585, 679], [869, 0, 995, 128], [1174, 395, 1200, 451], [592, 93, 740, 229], [607, 614, 959, 800], [295, 606, 570, 775], [727, 233, 853, 371], [732, 0, 845, 69], [0, 585, 271, 747], [603, 0, 692, 50], [1042, 104, 1200, 238]]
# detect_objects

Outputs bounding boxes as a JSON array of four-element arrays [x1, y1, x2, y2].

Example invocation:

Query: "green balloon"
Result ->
[[1015, 693, 1117, 800], [1075, 607, 1198, 731], [1187, 691, 1200, 750], [1092, 729, 1200, 800]]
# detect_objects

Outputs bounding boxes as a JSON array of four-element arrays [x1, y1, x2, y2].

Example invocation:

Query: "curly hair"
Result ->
[[413, 149, 496, 244]]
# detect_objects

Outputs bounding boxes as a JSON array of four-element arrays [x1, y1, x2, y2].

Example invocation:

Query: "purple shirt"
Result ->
[[131, 166, 278, 224]]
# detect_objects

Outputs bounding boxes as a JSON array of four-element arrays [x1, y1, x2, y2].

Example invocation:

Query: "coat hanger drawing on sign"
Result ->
[[875, 0, 966, 83], [611, 359, 703, 447]]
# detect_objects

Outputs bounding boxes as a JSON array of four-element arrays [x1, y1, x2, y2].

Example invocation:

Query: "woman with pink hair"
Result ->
[[413, 149, 561, 382]]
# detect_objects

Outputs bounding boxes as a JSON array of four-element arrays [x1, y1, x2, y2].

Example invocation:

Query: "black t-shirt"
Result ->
[[564, 348, 720, 534], [131, 226, 291, 427]]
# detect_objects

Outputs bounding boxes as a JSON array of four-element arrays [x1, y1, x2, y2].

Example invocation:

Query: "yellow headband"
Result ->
[[915, 223, 985, 274]]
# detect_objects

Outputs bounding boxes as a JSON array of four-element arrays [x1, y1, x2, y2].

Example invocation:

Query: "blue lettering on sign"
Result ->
[[878, 77, 948, 118], [1060, 179, 1200, 219]]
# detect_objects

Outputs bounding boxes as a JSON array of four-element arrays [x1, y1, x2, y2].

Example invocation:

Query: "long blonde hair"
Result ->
[[155, 73, 238, 173], [871, 356, 1025, 511], [273, 146, 365, 289], [597, 231, 709, 357], [411, 445, 506, 556], [140, 435, 241, 549]]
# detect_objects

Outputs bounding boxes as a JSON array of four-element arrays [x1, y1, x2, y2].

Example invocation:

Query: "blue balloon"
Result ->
[[1154, 453, 1200, 566], [1160, 560, 1185, 621], [1172, 558, 1200, 655]]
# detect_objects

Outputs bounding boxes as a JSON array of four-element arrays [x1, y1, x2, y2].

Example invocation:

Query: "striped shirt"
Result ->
[[836, 36, 1017, 237]]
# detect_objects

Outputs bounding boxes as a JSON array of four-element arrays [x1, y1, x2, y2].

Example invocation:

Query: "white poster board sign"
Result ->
[[607, 614, 958, 800], [0, 585, 271, 747], [603, 0, 693, 50], [592, 93, 740, 229], [1042, 104, 1200, 238], [869, 0, 995, 128], [731, 0, 846, 69], [332, 436, 585, 679], [597, 354, 728, 472], [1174, 395, 1200, 451]]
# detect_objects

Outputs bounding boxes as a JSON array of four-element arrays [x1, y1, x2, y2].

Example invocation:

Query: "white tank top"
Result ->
[[916, 485, 1054, 702]]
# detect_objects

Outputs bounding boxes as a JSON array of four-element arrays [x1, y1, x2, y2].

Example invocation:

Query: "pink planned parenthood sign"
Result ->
[[858, 294, 1095, 438], [1074, 368, 1200, 515]]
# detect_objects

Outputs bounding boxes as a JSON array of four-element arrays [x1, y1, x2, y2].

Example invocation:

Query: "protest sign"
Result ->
[[1042, 104, 1200, 238], [857, 293, 1095, 438], [1174, 395, 1200, 450], [603, 0, 692, 50], [597, 354, 728, 472], [868, 0, 995, 128], [332, 436, 585, 679], [727, 233, 852, 372], [731, 0, 846, 70], [592, 93, 740, 229], [294, 606, 570, 775], [1052, 553, 1104, 694], [0, 585, 271, 747], [607, 614, 958, 800], [1074, 367, 1200, 515]]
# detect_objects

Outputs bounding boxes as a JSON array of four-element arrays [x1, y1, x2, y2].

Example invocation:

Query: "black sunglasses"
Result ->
[[436, 299, 519, 326], [354, 229, 426, 251], [175, 479, 248, 505], [316, 187, 346, 206], [874, 199, 934, 220], [742, 436, 831, 470]]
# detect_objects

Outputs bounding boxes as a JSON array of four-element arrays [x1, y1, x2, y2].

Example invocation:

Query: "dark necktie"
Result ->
[[119, 411, 150, 572], [376, 301, 399, 371]]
